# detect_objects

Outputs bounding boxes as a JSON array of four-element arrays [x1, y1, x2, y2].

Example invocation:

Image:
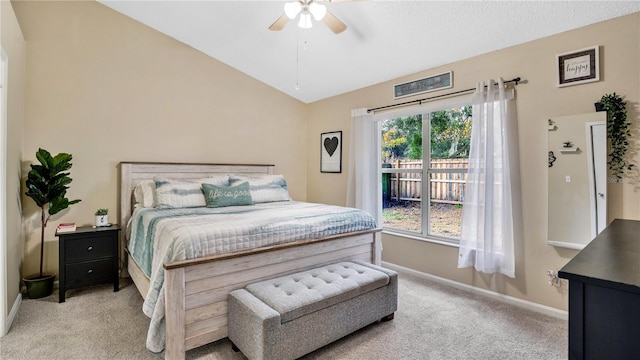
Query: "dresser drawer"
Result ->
[[65, 234, 115, 261], [65, 259, 114, 287]]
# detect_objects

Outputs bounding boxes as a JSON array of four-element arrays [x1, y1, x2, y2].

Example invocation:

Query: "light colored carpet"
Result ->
[[0, 271, 567, 360]]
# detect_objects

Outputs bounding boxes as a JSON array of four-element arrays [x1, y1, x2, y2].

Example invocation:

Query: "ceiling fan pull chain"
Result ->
[[296, 28, 300, 90]]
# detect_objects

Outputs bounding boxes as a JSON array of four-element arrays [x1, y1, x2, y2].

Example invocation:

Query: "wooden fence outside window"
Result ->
[[383, 158, 468, 205]]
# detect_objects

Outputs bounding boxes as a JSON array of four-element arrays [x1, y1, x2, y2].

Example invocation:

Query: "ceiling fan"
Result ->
[[269, 0, 348, 34]]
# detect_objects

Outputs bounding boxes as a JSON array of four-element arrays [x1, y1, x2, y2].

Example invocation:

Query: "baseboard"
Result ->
[[382, 261, 568, 320], [5, 293, 22, 335]]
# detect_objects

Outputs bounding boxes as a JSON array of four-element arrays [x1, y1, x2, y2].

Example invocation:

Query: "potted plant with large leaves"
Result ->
[[23, 148, 81, 298]]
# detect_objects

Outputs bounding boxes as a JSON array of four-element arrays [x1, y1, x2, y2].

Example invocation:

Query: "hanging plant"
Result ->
[[597, 93, 633, 181]]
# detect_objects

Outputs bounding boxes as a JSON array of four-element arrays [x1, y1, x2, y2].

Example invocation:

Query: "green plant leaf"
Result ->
[[599, 93, 632, 180], [48, 195, 81, 216], [25, 186, 47, 207], [51, 153, 73, 174], [35, 148, 53, 169]]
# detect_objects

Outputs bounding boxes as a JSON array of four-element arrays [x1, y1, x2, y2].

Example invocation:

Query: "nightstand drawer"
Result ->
[[65, 259, 114, 287], [65, 234, 115, 261]]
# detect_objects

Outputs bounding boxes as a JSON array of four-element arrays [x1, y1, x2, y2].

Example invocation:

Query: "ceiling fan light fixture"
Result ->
[[309, 3, 327, 21], [298, 13, 313, 29], [269, 0, 347, 34], [284, 2, 302, 19]]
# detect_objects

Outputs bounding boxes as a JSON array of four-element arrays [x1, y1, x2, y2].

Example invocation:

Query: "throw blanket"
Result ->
[[126, 201, 376, 352]]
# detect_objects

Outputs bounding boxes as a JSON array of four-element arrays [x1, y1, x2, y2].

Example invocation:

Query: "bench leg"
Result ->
[[381, 313, 395, 322], [230, 341, 240, 352]]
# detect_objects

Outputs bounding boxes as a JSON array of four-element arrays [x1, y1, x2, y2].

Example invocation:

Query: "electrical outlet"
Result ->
[[560, 278, 568, 288]]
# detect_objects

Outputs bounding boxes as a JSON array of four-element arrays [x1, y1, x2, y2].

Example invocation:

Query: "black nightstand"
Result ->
[[56, 225, 120, 303]]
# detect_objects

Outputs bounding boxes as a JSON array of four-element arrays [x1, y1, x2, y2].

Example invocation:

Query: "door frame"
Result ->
[[0, 46, 8, 336], [585, 120, 607, 240]]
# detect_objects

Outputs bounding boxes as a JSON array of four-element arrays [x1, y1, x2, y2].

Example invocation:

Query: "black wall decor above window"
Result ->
[[393, 71, 453, 99]]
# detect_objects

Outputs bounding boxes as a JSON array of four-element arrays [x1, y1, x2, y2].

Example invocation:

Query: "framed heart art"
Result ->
[[321, 131, 342, 173]]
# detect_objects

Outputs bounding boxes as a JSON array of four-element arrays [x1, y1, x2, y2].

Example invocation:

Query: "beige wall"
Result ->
[[10, 0, 640, 312], [1, 0, 26, 322], [307, 13, 640, 310], [12, 1, 308, 277]]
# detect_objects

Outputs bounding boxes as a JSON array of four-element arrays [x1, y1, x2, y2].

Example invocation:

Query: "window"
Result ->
[[380, 106, 472, 244]]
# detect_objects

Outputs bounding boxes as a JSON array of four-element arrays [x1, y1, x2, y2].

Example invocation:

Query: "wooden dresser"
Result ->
[[558, 219, 640, 360]]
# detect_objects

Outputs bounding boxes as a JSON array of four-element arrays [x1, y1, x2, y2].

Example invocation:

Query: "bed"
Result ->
[[118, 162, 382, 360]]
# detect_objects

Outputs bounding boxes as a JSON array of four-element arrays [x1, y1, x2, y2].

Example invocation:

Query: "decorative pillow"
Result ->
[[154, 175, 229, 208], [134, 179, 156, 208], [229, 174, 292, 203], [202, 182, 253, 208]]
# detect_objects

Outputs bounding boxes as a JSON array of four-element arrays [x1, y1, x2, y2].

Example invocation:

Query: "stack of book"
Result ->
[[56, 222, 76, 233]]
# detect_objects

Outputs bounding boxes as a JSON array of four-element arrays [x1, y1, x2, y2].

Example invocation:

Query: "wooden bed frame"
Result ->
[[118, 162, 382, 360]]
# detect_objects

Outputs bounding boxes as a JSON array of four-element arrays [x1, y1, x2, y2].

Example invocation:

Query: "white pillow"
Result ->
[[229, 174, 292, 203], [133, 180, 156, 208], [154, 175, 229, 208]]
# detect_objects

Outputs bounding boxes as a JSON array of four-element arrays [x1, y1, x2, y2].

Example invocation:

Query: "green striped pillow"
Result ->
[[154, 176, 229, 208], [229, 174, 292, 203]]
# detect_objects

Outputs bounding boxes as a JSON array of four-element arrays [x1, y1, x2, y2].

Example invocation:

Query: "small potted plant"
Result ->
[[24, 148, 81, 298], [95, 208, 109, 227]]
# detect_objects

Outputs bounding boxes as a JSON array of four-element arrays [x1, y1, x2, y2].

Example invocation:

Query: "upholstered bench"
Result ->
[[228, 261, 398, 360]]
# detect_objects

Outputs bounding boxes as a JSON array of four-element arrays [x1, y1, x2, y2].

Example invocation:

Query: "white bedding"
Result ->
[[126, 201, 376, 352]]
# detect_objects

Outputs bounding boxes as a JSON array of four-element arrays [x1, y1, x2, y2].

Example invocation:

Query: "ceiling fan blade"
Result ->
[[322, 10, 347, 34], [269, 14, 289, 31]]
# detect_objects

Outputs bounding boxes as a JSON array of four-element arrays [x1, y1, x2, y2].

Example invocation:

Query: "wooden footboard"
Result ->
[[164, 229, 382, 360]]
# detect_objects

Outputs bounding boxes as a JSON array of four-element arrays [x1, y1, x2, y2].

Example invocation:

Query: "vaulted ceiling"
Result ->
[[98, 1, 640, 104]]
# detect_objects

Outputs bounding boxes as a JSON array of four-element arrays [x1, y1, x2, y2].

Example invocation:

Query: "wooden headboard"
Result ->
[[117, 162, 275, 273]]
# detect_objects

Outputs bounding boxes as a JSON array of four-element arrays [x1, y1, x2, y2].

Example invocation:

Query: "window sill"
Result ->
[[382, 229, 460, 248]]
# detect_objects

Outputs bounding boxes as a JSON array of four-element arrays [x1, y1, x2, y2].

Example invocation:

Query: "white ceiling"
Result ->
[[98, 1, 640, 104]]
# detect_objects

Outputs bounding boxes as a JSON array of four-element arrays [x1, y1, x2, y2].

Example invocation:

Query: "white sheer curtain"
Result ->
[[458, 78, 516, 278], [346, 108, 382, 227]]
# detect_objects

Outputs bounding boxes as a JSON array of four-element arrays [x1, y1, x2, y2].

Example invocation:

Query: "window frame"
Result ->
[[375, 95, 473, 246]]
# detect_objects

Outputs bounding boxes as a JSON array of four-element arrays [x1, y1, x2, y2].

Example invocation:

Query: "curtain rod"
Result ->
[[367, 77, 522, 113]]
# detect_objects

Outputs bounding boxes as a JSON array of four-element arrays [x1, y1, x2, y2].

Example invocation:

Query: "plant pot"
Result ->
[[594, 102, 605, 112], [23, 274, 55, 299], [95, 215, 109, 227]]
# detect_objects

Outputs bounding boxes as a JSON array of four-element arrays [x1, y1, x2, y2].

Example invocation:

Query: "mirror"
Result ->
[[548, 112, 607, 250]]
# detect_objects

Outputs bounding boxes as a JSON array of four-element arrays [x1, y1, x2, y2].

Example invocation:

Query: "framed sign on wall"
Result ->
[[393, 71, 453, 99], [321, 131, 342, 173], [557, 46, 600, 87]]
